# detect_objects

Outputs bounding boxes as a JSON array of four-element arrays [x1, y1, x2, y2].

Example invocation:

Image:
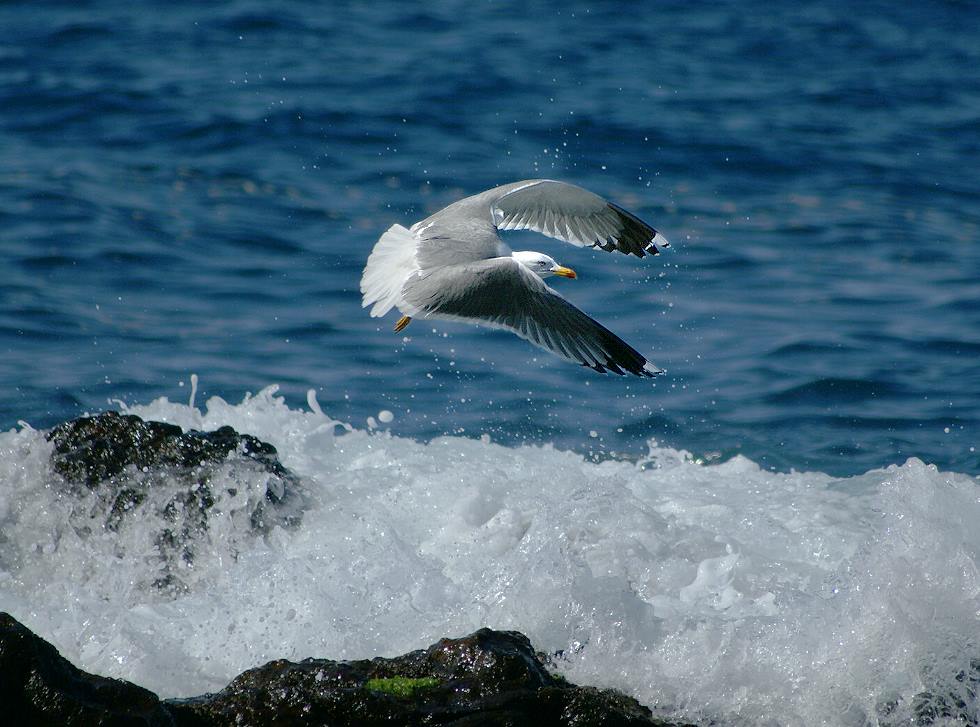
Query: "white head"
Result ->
[[512, 251, 577, 279]]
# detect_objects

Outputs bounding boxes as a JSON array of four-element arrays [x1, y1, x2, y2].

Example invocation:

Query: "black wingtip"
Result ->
[[584, 355, 661, 378], [583, 360, 661, 377], [606, 201, 664, 257]]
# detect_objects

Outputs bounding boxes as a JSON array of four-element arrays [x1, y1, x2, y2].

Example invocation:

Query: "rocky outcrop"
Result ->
[[46, 412, 305, 591], [18, 413, 688, 724], [47, 411, 293, 490], [169, 627, 673, 726], [0, 613, 688, 726], [0, 612, 174, 726]]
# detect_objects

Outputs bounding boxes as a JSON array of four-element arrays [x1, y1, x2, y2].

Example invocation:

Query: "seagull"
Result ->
[[360, 179, 669, 376]]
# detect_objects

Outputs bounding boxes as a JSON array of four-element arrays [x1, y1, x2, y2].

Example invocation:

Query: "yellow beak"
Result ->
[[552, 266, 577, 279]]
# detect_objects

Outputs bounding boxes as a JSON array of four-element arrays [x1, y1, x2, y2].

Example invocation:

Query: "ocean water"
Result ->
[[1, 1, 978, 724]]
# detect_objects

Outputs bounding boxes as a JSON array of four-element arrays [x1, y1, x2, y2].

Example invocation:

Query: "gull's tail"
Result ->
[[360, 224, 418, 318]]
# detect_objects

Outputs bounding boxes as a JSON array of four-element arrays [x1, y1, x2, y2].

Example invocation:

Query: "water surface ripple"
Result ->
[[1, 1, 977, 475]]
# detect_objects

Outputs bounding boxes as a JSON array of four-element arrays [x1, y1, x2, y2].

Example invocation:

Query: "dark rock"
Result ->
[[47, 412, 291, 488], [45, 412, 305, 592], [0, 613, 693, 726], [168, 628, 683, 726], [909, 658, 980, 725], [0, 612, 173, 726]]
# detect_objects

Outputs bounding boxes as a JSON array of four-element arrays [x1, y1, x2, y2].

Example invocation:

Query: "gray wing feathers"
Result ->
[[412, 218, 501, 269], [402, 259, 660, 376], [491, 179, 668, 258]]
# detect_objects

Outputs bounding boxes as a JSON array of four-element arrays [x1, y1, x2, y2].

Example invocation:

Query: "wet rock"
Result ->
[[169, 628, 682, 726], [909, 659, 980, 725], [0, 612, 172, 726], [47, 412, 290, 486], [0, 613, 692, 726], [46, 412, 305, 592]]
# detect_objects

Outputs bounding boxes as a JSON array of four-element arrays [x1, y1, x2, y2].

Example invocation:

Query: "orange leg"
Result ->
[[393, 315, 412, 333]]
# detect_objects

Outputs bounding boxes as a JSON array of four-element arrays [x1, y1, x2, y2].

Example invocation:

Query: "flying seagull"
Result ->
[[360, 179, 669, 376]]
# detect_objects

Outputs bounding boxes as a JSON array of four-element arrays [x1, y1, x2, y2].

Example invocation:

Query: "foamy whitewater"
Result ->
[[1, 386, 978, 725]]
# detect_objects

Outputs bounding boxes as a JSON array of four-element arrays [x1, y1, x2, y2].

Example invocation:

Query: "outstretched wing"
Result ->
[[489, 179, 670, 258], [401, 257, 662, 376]]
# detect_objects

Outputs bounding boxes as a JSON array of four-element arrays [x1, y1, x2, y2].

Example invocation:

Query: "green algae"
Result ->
[[365, 676, 440, 698]]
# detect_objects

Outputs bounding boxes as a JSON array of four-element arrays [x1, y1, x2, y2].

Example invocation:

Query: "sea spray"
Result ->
[[0, 386, 977, 724]]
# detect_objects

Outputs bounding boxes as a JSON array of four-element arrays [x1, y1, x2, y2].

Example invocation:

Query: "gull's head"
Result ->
[[512, 251, 577, 279]]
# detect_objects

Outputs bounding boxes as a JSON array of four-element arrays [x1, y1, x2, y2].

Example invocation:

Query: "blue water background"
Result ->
[[1, 1, 977, 476]]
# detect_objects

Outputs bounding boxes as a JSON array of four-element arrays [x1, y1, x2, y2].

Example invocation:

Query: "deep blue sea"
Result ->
[[1, 1, 977, 476], [2, 3, 980, 723]]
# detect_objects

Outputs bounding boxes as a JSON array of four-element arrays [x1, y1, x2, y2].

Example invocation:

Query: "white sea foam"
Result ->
[[0, 386, 977, 725]]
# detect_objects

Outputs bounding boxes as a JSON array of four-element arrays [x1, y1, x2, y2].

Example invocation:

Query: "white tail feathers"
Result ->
[[360, 224, 418, 318]]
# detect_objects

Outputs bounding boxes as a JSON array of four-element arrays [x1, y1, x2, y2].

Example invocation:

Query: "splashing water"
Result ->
[[0, 386, 977, 725]]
